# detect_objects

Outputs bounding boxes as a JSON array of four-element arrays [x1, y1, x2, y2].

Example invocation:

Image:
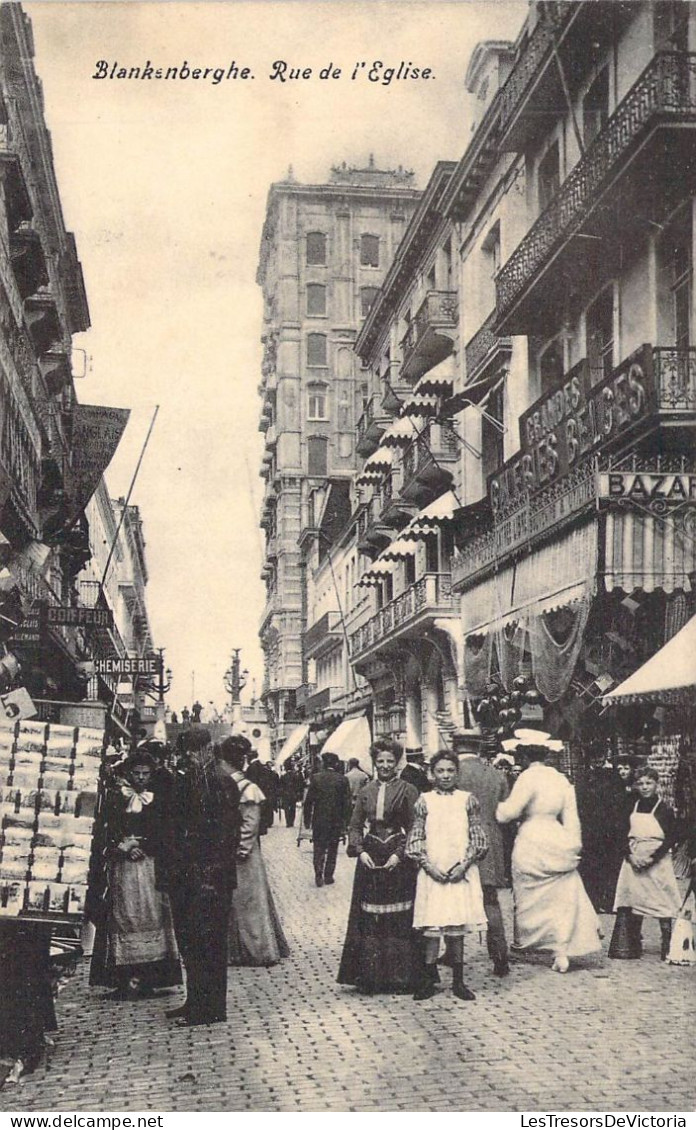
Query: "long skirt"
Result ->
[[99, 855, 181, 988], [337, 858, 418, 992], [512, 816, 600, 958], [228, 841, 289, 967]]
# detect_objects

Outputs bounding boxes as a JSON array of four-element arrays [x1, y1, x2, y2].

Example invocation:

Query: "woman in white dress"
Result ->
[[406, 750, 488, 1001], [496, 730, 600, 974]]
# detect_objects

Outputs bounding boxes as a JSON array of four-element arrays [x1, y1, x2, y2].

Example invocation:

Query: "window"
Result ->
[[538, 141, 560, 212], [360, 234, 380, 268], [424, 535, 439, 574], [672, 218, 692, 349], [586, 285, 614, 385], [656, 1, 688, 52], [443, 239, 453, 289], [538, 337, 565, 393], [306, 232, 327, 265], [307, 436, 328, 477], [583, 68, 609, 149], [307, 383, 328, 420], [306, 284, 327, 316], [481, 385, 505, 482], [404, 554, 416, 587], [307, 333, 327, 367], [426, 265, 436, 290], [360, 286, 379, 317]]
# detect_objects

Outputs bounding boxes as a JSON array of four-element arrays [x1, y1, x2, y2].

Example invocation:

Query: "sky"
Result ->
[[25, 0, 528, 714]]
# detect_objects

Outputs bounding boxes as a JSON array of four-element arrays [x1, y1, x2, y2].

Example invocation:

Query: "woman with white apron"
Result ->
[[613, 766, 681, 960], [406, 750, 488, 1001]]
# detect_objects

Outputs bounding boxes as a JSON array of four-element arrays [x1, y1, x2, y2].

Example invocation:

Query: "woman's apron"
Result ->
[[613, 801, 681, 919]]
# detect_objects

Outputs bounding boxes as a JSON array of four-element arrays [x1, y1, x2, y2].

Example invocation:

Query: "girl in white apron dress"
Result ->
[[406, 751, 488, 1001], [613, 767, 681, 960]]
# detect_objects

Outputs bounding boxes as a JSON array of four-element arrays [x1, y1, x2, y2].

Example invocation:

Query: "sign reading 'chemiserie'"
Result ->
[[489, 346, 656, 513]]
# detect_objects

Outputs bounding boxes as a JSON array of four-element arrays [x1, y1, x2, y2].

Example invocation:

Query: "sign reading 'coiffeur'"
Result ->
[[43, 606, 114, 628], [94, 656, 160, 676], [489, 345, 657, 513], [598, 471, 696, 501]]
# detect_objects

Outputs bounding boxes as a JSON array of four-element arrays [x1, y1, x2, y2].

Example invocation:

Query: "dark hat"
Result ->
[[405, 747, 425, 762], [451, 729, 485, 753]]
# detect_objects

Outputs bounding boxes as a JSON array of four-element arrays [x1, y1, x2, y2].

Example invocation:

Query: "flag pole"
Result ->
[[100, 405, 159, 592]]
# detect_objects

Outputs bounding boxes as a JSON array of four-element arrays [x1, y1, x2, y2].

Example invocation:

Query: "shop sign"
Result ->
[[489, 345, 655, 513], [0, 686, 36, 720], [9, 612, 41, 645], [43, 606, 114, 629], [598, 471, 696, 502], [94, 656, 160, 677]]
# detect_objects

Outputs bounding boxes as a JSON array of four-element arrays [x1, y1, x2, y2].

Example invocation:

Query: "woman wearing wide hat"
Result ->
[[496, 729, 600, 973]]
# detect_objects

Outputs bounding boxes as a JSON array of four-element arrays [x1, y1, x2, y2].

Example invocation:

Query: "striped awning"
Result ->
[[406, 490, 460, 536], [399, 392, 439, 417], [358, 558, 396, 586], [379, 535, 419, 560], [381, 416, 421, 447], [413, 358, 455, 399], [356, 445, 394, 485], [605, 510, 696, 594]]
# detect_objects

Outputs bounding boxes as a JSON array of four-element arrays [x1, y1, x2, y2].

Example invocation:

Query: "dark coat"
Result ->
[[457, 755, 509, 888], [400, 764, 431, 795], [303, 768, 351, 835]]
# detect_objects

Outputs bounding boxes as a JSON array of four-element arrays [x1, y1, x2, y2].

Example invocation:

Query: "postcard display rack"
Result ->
[[0, 718, 105, 921]]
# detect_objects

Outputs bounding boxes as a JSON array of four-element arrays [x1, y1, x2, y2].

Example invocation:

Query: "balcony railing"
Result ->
[[496, 52, 696, 328], [654, 347, 696, 412], [356, 395, 389, 456], [498, 4, 573, 139], [400, 290, 458, 381], [305, 686, 341, 713], [400, 426, 458, 502], [350, 573, 454, 658], [465, 309, 512, 382], [303, 610, 342, 659]]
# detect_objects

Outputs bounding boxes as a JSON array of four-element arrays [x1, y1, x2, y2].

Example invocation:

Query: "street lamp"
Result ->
[[137, 646, 172, 703], [223, 648, 249, 710]]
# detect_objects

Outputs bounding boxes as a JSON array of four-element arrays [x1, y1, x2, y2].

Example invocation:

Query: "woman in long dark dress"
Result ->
[[92, 753, 181, 998], [337, 745, 418, 993]]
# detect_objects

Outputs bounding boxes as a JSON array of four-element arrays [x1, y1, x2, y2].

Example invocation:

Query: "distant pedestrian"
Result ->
[[345, 757, 370, 801], [191, 701, 203, 723], [400, 747, 430, 795], [279, 766, 303, 827], [454, 729, 510, 976], [181, 707, 190, 724], [303, 752, 352, 886], [246, 747, 277, 832], [406, 750, 488, 1002]]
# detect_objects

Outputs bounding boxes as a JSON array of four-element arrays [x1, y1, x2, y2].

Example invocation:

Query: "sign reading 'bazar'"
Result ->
[[94, 656, 160, 676], [599, 471, 696, 501], [489, 345, 656, 513]]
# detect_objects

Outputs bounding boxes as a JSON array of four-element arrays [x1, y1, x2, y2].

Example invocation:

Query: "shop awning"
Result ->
[[413, 357, 455, 399], [399, 392, 439, 418], [321, 713, 372, 773], [356, 446, 395, 486], [379, 535, 419, 560], [605, 510, 696, 594], [463, 520, 598, 636], [380, 416, 421, 447], [358, 558, 396, 586], [276, 723, 310, 768], [602, 615, 696, 706], [443, 372, 503, 416], [406, 490, 460, 536]]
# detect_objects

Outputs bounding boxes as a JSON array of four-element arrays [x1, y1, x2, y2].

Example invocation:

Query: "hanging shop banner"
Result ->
[[42, 606, 114, 629], [598, 471, 696, 503], [489, 345, 656, 513], [67, 404, 130, 516]]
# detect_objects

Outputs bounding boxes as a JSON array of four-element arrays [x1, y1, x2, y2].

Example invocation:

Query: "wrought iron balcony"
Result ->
[[350, 573, 454, 660], [653, 347, 696, 414], [496, 52, 696, 332], [303, 610, 343, 660], [497, 3, 573, 145], [465, 309, 512, 383], [400, 290, 458, 382], [400, 425, 458, 505], [356, 395, 390, 457], [356, 492, 391, 554]]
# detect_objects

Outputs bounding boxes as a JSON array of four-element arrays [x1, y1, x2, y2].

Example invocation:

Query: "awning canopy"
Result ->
[[380, 416, 421, 447], [406, 490, 460, 536], [399, 392, 439, 418], [413, 357, 455, 399], [321, 713, 372, 773], [379, 535, 419, 560], [276, 723, 310, 768], [603, 615, 696, 706], [358, 558, 396, 586], [442, 372, 503, 416], [605, 510, 696, 594]]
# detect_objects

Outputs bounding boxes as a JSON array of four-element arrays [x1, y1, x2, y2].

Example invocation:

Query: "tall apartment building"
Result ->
[[256, 162, 420, 751]]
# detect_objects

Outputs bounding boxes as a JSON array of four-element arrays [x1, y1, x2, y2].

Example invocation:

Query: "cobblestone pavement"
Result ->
[[1, 823, 694, 1113]]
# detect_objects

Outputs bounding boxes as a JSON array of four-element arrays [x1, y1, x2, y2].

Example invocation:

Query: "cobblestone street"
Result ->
[[1, 824, 694, 1113]]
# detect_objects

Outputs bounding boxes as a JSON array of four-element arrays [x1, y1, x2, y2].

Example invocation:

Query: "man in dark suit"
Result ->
[[303, 751, 352, 887], [454, 729, 510, 976], [163, 729, 241, 1025], [400, 747, 431, 795]]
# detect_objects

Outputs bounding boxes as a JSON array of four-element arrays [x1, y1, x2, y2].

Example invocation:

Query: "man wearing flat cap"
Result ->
[[453, 729, 510, 976], [400, 746, 431, 795]]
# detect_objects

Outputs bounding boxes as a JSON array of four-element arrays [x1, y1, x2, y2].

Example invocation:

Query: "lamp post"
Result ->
[[223, 648, 249, 716]]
